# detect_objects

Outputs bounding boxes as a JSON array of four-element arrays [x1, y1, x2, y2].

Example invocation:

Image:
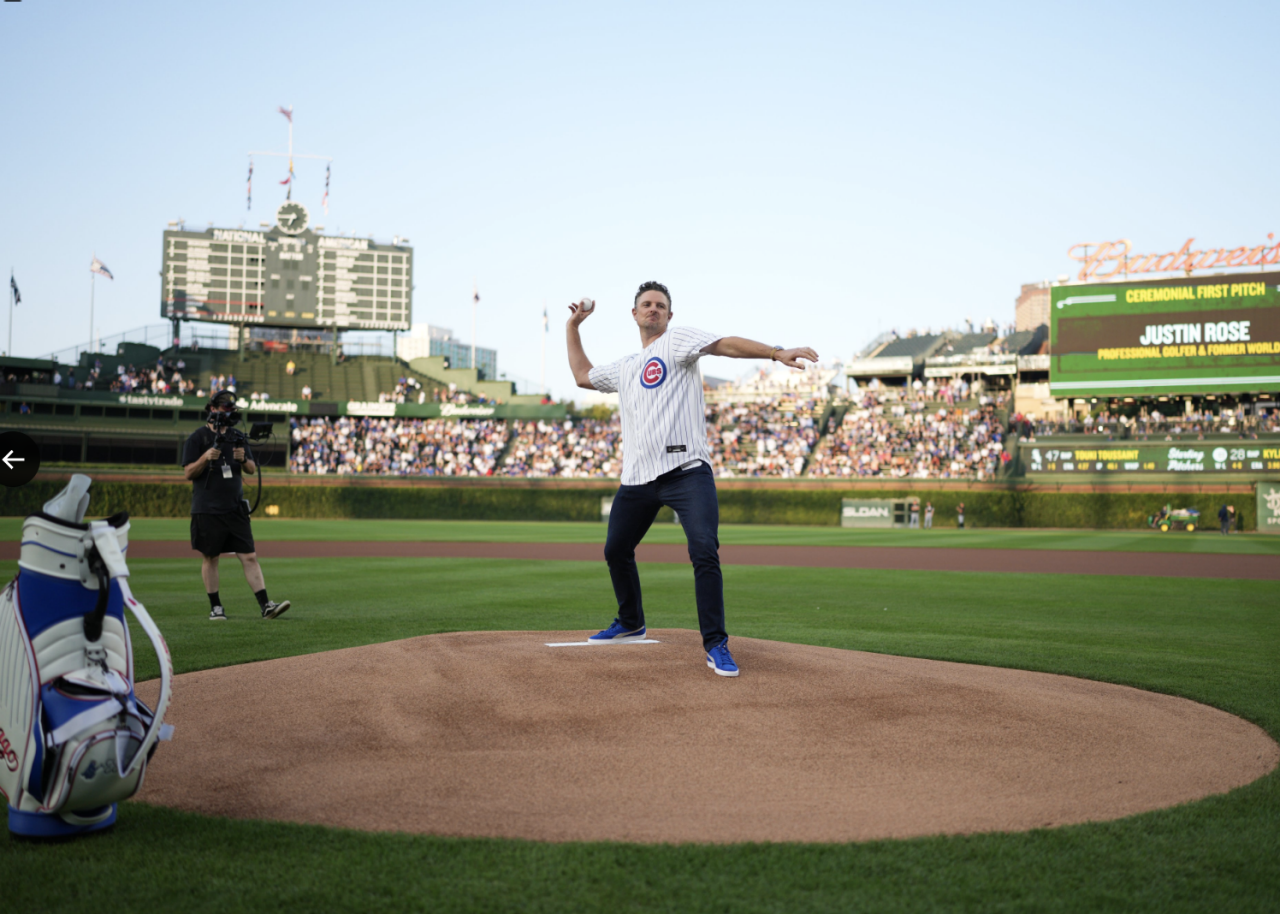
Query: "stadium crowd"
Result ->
[[1012, 405, 1280, 441], [807, 389, 1008, 480], [284, 386, 1014, 480], [703, 399, 820, 478], [500, 418, 622, 477], [289, 416, 509, 476]]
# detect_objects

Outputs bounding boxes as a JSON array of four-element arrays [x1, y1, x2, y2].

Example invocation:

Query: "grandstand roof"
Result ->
[[936, 333, 997, 355], [1002, 325, 1047, 355], [875, 334, 947, 360]]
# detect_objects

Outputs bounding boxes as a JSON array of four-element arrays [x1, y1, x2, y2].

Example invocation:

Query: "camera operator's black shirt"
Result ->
[[182, 426, 254, 515]]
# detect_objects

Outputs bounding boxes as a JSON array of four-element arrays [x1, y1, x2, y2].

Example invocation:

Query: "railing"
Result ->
[[41, 325, 402, 364]]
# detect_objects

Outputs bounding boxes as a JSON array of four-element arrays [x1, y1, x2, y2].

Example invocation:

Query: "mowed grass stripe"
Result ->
[[3, 516, 1277, 554], [3, 556, 1277, 913]]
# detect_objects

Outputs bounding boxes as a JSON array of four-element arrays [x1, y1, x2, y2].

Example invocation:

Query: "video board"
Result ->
[[1022, 443, 1280, 475], [161, 202, 411, 331], [1049, 272, 1280, 397]]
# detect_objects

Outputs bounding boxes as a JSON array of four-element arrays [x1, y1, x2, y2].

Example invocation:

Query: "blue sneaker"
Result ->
[[588, 619, 647, 643], [706, 640, 739, 677]]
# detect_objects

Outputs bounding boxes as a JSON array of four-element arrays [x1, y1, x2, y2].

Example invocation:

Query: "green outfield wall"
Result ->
[[0, 479, 1258, 531]]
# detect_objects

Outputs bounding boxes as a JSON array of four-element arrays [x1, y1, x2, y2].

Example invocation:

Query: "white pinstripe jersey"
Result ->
[[589, 326, 721, 485]]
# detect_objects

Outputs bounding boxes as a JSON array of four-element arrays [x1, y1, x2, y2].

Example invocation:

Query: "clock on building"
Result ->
[[275, 200, 309, 235]]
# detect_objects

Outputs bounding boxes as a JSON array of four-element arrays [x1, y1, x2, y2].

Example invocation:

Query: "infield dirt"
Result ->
[[134, 629, 1278, 844]]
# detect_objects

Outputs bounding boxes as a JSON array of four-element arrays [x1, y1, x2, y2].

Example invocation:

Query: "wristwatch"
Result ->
[[770, 346, 784, 361]]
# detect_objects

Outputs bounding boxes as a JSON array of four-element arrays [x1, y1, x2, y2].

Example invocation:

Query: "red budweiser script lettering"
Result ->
[[1069, 236, 1280, 281]]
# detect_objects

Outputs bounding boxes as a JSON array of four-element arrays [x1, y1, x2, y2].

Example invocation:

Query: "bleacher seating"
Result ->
[[197, 350, 445, 404]]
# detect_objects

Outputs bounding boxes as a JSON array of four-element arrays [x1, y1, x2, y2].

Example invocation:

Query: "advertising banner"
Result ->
[[841, 498, 898, 528], [1021, 442, 1280, 475], [1257, 481, 1280, 534], [1049, 272, 1280, 396]]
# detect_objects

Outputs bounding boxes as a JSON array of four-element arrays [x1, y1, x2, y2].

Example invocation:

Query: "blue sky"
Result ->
[[3, 1, 1277, 399]]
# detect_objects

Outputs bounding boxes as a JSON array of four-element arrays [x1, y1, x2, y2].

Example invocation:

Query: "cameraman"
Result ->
[[182, 390, 291, 622]]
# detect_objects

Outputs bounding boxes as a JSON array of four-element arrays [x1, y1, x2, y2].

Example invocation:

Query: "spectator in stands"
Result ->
[[286, 360, 296, 376], [501, 417, 621, 478], [703, 397, 820, 478], [290, 416, 508, 477], [300, 384, 312, 400], [806, 388, 1003, 481]]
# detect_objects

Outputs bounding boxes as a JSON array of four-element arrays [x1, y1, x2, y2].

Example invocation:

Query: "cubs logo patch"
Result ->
[[640, 357, 667, 389]]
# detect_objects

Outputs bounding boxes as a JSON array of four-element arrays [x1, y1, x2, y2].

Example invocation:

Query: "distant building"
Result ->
[[1016, 282, 1051, 332], [397, 324, 497, 380]]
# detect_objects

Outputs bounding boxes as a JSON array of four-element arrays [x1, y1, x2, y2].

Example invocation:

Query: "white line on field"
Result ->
[[545, 639, 663, 647]]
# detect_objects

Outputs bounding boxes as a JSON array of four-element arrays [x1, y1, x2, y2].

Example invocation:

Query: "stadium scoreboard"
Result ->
[[1049, 271, 1280, 397], [161, 202, 411, 331]]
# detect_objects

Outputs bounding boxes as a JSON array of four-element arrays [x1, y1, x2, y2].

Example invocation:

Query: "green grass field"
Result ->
[[2, 522, 1278, 912], [4, 516, 1278, 554]]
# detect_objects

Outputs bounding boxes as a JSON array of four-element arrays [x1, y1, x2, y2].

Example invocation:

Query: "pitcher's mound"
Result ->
[[135, 630, 1277, 843]]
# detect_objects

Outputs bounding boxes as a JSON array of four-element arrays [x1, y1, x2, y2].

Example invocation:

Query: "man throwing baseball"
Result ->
[[567, 280, 818, 676]]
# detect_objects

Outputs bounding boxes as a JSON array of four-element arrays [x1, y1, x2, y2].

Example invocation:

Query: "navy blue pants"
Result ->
[[604, 461, 726, 650]]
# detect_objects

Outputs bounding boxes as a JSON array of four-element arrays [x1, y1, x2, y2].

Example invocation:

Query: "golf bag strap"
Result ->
[[114, 577, 172, 777]]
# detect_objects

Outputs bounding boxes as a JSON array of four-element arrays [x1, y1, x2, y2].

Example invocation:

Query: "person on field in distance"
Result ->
[[182, 390, 291, 622], [566, 280, 818, 677]]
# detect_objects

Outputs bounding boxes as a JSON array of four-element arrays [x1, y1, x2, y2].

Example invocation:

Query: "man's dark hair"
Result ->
[[634, 280, 671, 307]]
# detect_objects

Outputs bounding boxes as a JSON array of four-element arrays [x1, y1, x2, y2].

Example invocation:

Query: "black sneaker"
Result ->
[[209, 605, 227, 621], [261, 599, 291, 620]]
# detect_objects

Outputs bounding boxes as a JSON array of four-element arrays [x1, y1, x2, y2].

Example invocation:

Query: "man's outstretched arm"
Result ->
[[566, 301, 596, 390], [703, 337, 819, 369]]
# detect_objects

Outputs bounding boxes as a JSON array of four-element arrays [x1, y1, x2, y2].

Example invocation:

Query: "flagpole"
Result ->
[[90, 268, 96, 355], [286, 104, 293, 201], [471, 283, 477, 378], [7, 269, 13, 358], [540, 301, 547, 396]]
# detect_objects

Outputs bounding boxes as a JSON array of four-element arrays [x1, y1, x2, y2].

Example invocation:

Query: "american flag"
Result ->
[[9, 272, 19, 306], [247, 159, 254, 210], [322, 162, 330, 214], [90, 257, 114, 280]]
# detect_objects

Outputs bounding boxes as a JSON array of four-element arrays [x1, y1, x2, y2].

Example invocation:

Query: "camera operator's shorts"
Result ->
[[191, 511, 256, 557]]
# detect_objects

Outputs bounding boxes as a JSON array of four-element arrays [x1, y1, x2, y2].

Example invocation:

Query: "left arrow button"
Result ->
[[0, 432, 40, 487]]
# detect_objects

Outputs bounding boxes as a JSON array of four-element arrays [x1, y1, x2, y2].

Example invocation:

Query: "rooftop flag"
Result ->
[[90, 257, 114, 280], [278, 105, 293, 123], [9, 273, 19, 306]]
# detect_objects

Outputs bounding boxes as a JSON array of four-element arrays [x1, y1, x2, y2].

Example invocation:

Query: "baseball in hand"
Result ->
[[577, 297, 595, 313]]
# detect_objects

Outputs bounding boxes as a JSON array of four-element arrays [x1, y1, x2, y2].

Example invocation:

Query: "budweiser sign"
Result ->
[[1068, 235, 1280, 281]]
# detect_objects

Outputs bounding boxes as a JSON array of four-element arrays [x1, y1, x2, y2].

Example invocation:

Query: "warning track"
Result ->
[[14, 539, 1273, 579]]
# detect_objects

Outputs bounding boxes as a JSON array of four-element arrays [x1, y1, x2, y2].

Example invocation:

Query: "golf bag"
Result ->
[[0, 474, 173, 838]]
